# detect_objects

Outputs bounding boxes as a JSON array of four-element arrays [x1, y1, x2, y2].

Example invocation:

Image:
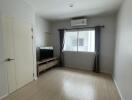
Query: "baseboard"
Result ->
[[65, 65, 112, 75], [0, 94, 8, 100], [113, 78, 124, 100], [100, 70, 112, 75], [34, 76, 38, 80], [64, 65, 93, 71], [34, 77, 38, 80]]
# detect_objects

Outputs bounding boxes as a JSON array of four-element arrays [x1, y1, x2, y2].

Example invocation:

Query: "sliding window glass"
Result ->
[[63, 29, 95, 52], [63, 31, 77, 51]]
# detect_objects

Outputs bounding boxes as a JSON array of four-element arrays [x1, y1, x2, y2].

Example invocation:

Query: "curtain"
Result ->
[[59, 29, 65, 67], [93, 26, 101, 73]]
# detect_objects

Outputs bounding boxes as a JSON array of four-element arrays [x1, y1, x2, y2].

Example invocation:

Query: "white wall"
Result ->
[[32, 14, 52, 80], [114, 0, 132, 100], [0, 0, 35, 98], [34, 15, 51, 47], [51, 15, 116, 74], [0, 0, 34, 24]]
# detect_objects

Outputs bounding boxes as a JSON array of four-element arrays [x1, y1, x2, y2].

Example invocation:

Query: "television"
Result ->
[[37, 47, 53, 61]]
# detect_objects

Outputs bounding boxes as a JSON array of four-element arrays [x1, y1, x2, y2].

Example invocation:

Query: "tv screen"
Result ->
[[37, 47, 53, 61]]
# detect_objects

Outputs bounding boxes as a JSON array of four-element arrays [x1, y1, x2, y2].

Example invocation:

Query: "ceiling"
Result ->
[[25, 0, 123, 20]]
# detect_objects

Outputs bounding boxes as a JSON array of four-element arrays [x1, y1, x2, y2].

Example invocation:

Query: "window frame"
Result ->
[[63, 28, 96, 53]]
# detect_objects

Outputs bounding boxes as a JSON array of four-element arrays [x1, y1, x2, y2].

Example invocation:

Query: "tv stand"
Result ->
[[37, 57, 59, 76]]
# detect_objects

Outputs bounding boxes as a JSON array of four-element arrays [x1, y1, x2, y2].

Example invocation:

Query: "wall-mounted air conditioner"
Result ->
[[70, 18, 88, 27]]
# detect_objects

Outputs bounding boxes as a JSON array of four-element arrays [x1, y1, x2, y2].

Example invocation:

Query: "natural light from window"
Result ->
[[63, 29, 95, 52]]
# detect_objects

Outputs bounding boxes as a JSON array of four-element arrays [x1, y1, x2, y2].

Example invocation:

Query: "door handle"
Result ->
[[5, 58, 15, 62]]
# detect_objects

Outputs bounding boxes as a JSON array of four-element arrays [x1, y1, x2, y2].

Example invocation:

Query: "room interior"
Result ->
[[0, 0, 132, 100]]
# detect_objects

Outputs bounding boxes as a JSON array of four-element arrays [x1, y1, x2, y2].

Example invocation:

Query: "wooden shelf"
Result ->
[[37, 57, 59, 76], [37, 57, 58, 65]]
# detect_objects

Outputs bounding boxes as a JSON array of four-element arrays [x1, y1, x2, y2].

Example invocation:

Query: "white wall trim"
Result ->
[[113, 78, 124, 100], [34, 76, 38, 80], [32, 27, 38, 81], [0, 94, 8, 100], [100, 70, 112, 75], [64, 65, 93, 71], [65, 65, 112, 75]]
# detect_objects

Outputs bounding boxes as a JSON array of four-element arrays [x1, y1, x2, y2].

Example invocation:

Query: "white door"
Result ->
[[1, 16, 34, 93], [0, 16, 8, 98], [1, 17, 17, 93]]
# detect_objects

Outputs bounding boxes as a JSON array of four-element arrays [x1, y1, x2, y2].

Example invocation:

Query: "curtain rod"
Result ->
[[62, 25, 105, 31]]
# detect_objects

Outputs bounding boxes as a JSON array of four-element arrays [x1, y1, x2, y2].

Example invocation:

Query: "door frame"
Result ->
[[31, 27, 38, 80]]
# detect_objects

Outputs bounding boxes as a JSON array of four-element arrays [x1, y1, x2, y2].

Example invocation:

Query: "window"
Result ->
[[63, 29, 95, 52], [63, 31, 77, 51], [78, 38, 84, 46]]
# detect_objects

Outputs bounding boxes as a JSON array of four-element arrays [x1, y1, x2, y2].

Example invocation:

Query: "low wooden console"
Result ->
[[37, 57, 59, 76]]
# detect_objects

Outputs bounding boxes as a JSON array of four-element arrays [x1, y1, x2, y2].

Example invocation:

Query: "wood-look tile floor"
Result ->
[[3, 67, 121, 100]]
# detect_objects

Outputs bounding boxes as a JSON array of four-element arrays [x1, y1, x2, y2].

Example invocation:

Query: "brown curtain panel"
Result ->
[[93, 26, 102, 73], [59, 29, 65, 67]]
